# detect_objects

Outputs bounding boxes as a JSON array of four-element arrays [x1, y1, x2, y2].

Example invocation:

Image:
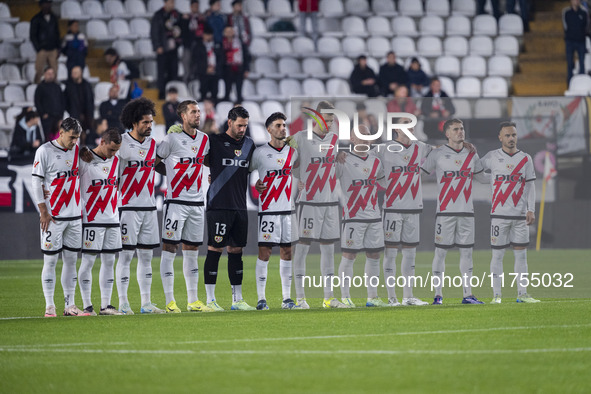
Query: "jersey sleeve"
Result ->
[[421, 148, 437, 174], [480, 151, 492, 171], [473, 153, 484, 174], [249, 148, 260, 173], [156, 135, 172, 160], [335, 160, 344, 178], [31, 146, 46, 179], [525, 154, 536, 181]]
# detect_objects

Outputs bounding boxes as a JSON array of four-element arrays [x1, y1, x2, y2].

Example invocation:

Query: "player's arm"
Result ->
[[79, 145, 93, 163], [473, 155, 490, 183], [249, 150, 266, 193], [32, 175, 54, 232], [155, 138, 169, 175], [524, 155, 536, 225], [421, 148, 437, 174]]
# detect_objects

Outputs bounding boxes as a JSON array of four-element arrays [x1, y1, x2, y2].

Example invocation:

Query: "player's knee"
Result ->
[[162, 242, 178, 253], [367, 252, 380, 259], [258, 247, 272, 261], [227, 246, 242, 254], [279, 246, 291, 260]]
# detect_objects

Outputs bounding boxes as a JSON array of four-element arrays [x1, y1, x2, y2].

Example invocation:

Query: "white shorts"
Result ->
[[82, 225, 122, 254], [258, 213, 292, 247], [341, 220, 385, 253], [297, 203, 340, 243], [161, 202, 204, 246], [120, 209, 160, 250], [434, 215, 474, 249], [40, 218, 82, 255], [383, 211, 420, 247], [490, 217, 530, 249]]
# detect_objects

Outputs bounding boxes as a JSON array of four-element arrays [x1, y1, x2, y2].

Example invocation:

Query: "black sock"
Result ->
[[204, 250, 222, 285], [228, 252, 243, 286]]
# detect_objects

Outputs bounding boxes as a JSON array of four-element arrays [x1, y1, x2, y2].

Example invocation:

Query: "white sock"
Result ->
[[61, 250, 78, 307], [279, 259, 292, 300], [383, 247, 398, 299], [365, 257, 380, 300], [116, 250, 134, 306], [137, 249, 154, 305], [205, 284, 216, 303], [232, 284, 242, 303], [42, 254, 59, 308], [78, 253, 96, 309], [255, 258, 269, 301], [490, 248, 505, 297], [459, 247, 474, 297], [401, 248, 416, 299], [99, 253, 116, 309], [432, 247, 447, 297], [514, 249, 528, 296], [338, 256, 355, 299], [293, 243, 310, 299], [319, 244, 335, 299], [160, 250, 176, 305], [183, 249, 199, 304]]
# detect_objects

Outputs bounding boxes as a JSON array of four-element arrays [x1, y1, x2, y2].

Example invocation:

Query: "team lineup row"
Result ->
[[31, 98, 539, 317]]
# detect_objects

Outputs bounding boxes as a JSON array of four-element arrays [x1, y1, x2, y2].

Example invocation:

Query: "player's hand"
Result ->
[[42, 185, 50, 199], [39, 209, 54, 233], [285, 135, 297, 149], [526, 211, 535, 225], [336, 151, 347, 163], [255, 179, 267, 194], [298, 181, 305, 191], [463, 141, 477, 154], [79, 146, 93, 163], [167, 124, 183, 134]]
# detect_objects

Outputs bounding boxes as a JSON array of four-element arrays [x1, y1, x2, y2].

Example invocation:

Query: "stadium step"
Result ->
[[512, 73, 567, 96]]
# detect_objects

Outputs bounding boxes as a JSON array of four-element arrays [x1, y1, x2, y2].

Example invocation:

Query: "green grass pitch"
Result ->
[[0, 250, 590, 393]]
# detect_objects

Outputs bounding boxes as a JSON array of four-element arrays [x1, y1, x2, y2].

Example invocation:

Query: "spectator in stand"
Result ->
[[151, 0, 182, 99], [421, 77, 456, 139], [64, 66, 94, 134], [30, 0, 61, 84], [34, 67, 65, 141], [407, 58, 430, 98], [104, 47, 130, 84], [202, 98, 218, 129], [563, 0, 588, 84], [507, 0, 530, 32], [349, 55, 380, 97], [477, 0, 501, 19], [61, 20, 87, 76], [99, 84, 126, 132], [196, 26, 223, 102], [386, 85, 419, 116], [378, 51, 408, 97], [222, 26, 250, 103], [202, 118, 220, 135], [206, 0, 227, 44], [180, 0, 205, 83], [10, 109, 42, 160], [84, 117, 108, 149], [227, 0, 251, 48], [298, 0, 319, 46], [162, 86, 181, 130]]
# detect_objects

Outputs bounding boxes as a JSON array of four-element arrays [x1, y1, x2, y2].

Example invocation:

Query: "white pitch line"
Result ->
[[0, 347, 590, 356]]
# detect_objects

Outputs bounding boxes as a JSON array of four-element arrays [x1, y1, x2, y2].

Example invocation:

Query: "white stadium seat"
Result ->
[[250, 38, 270, 56], [367, 36, 391, 58], [342, 36, 367, 57], [319, 0, 345, 17], [328, 57, 354, 79], [61, 0, 90, 20], [439, 76, 456, 97], [391, 36, 417, 58], [367, 16, 392, 37], [565, 74, 591, 95], [446, 15, 471, 36], [462, 55, 487, 77], [372, 0, 397, 16], [130, 18, 151, 38], [345, 0, 371, 15], [482, 76, 509, 97], [452, 0, 476, 16], [435, 56, 461, 78], [279, 79, 302, 97], [495, 35, 520, 56], [472, 14, 498, 36], [343, 16, 368, 37], [417, 36, 443, 57], [302, 78, 327, 96], [469, 35, 494, 56], [426, 0, 449, 16], [488, 55, 514, 77], [399, 0, 423, 16], [474, 98, 502, 118], [499, 14, 524, 36], [278, 57, 306, 79], [268, 0, 294, 17], [326, 78, 351, 95], [302, 58, 330, 78], [82, 0, 108, 19], [456, 77, 481, 97], [316, 37, 342, 56], [444, 36, 469, 56], [269, 37, 292, 56], [392, 16, 419, 37], [86, 20, 110, 40], [420, 16, 445, 36], [452, 98, 472, 117]]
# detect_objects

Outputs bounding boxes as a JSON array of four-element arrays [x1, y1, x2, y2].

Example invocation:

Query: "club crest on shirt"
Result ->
[[506, 164, 515, 171], [122, 235, 129, 243], [263, 233, 271, 241], [234, 150, 242, 157], [276, 158, 284, 165], [166, 231, 174, 239], [66, 160, 72, 167], [455, 159, 462, 166], [85, 241, 92, 248], [404, 155, 410, 162], [214, 235, 223, 243], [346, 239, 354, 247], [138, 150, 146, 157], [363, 167, 369, 174], [103, 166, 109, 174], [44, 242, 52, 249], [191, 146, 198, 154]]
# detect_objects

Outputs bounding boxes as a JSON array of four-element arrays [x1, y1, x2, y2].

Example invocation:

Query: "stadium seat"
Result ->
[[22, 63, 35, 83], [417, 36, 443, 57], [345, 0, 371, 16], [5, 106, 22, 127], [0, 22, 19, 44], [456, 77, 481, 97], [25, 84, 37, 103], [462, 55, 487, 77], [61, 1, 90, 20], [334, 100, 357, 115], [261, 100, 284, 117], [94, 82, 112, 105], [0, 3, 18, 23], [292, 36, 316, 56], [452, 0, 476, 16], [372, 0, 397, 16], [392, 16, 419, 37], [0, 64, 26, 86], [399, 0, 423, 16], [279, 79, 302, 97], [0, 43, 17, 62], [86, 20, 110, 41], [366, 16, 392, 37], [165, 81, 190, 98], [494, 35, 520, 56], [367, 36, 391, 58], [148, 0, 164, 13], [126, 0, 151, 17], [366, 57, 380, 74], [108, 19, 137, 40], [278, 57, 306, 79], [364, 98, 387, 117], [104, 0, 127, 17], [319, 0, 345, 17], [316, 18, 343, 38], [444, 36, 469, 56], [248, 79, 268, 100], [19, 42, 36, 62], [488, 55, 514, 77], [328, 57, 354, 79], [250, 37, 270, 56], [316, 37, 342, 56], [452, 98, 472, 117], [141, 60, 157, 82], [342, 36, 367, 57], [446, 15, 471, 36], [253, 57, 280, 79], [57, 63, 68, 81], [564, 74, 591, 95], [241, 101, 263, 122], [439, 76, 455, 97], [342, 16, 368, 37], [302, 78, 326, 96], [130, 18, 151, 38], [435, 56, 461, 78], [249, 121, 270, 145], [220, 0, 234, 14], [245, 0, 267, 17], [472, 14, 497, 36], [302, 57, 330, 79], [469, 35, 494, 56], [326, 77, 351, 95], [82, 0, 108, 19], [250, 17, 269, 38], [482, 76, 509, 97], [499, 14, 524, 36], [176, 0, 191, 13], [391, 36, 417, 58], [134, 39, 155, 59], [474, 98, 502, 118], [268, 0, 294, 17], [426, 0, 449, 16], [14, 22, 30, 42], [420, 16, 445, 37], [269, 37, 292, 56], [4, 85, 28, 106]]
